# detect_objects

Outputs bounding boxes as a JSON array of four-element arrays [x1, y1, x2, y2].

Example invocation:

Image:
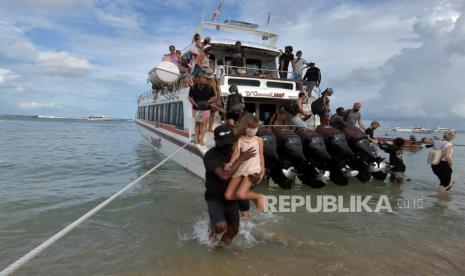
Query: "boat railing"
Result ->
[[224, 65, 297, 81]]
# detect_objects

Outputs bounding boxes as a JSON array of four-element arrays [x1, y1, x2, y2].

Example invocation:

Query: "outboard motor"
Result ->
[[341, 125, 388, 181], [295, 129, 331, 188], [316, 125, 358, 186], [257, 128, 292, 189], [272, 128, 309, 189]]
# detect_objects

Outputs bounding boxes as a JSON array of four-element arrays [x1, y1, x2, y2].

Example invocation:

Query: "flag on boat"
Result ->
[[265, 12, 271, 28], [211, 2, 222, 21]]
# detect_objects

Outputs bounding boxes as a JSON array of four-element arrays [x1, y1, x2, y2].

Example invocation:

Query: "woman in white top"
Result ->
[[424, 131, 456, 192]]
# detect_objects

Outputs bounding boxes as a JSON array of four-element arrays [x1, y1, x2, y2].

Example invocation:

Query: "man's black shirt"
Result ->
[[365, 128, 374, 139], [304, 67, 321, 82], [203, 147, 230, 201]]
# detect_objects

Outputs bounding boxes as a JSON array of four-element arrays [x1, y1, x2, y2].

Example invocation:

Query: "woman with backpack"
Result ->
[[311, 88, 333, 125], [423, 130, 456, 192]]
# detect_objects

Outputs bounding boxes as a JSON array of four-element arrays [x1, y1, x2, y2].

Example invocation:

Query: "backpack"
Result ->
[[311, 97, 324, 115], [283, 101, 298, 116], [427, 142, 445, 165], [227, 92, 243, 113]]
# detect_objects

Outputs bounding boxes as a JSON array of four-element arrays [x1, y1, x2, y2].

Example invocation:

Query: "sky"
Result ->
[[0, 0, 464, 128]]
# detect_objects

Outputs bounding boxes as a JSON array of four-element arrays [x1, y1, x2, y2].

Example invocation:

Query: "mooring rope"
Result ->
[[0, 142, 191, 276]]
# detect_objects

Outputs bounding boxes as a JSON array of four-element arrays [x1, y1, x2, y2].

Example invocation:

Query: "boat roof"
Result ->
[[209, 39, 280, 56], [195, 21, 279, 47]]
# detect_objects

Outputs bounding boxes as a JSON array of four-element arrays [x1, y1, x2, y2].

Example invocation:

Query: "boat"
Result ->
[[433, 126, 454, 132], [377, 136, 423, 149], [412, 127, 432, 134], [135, 20, 317, 179], [87, 115, 111, 121], [393, 127, 413, 132]]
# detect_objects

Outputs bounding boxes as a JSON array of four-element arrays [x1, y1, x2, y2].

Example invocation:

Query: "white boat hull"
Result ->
[[135, 119, 205, 179]]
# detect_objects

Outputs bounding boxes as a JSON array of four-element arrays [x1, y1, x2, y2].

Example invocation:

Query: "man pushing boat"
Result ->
[[203, 124, 260, 245]]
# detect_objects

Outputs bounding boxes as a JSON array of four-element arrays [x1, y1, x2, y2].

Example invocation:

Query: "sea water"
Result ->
[[1, 116, 464, 275]]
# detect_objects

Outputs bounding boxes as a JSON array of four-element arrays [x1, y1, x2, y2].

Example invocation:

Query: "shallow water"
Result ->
[[1, 117, 465, 275]]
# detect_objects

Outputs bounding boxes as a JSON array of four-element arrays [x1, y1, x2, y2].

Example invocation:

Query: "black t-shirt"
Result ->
[[365, 128, 374, 139], [203, 147, 231, 200], [304, 67, 321, 82], [279, 53, 294, 71], [380, 144, 405, 172], [189, 85, 215, 110], [230, 48, 245, 67]]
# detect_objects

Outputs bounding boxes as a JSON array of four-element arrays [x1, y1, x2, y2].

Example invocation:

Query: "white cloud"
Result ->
[[36, 51, 93, 76], [18, 101, 62, 109], [0, 68, 25, 92]]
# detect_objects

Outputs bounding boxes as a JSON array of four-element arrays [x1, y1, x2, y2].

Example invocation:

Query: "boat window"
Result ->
[[163, 104, 169, 124], [157, 105, 162, 122], [259, 104, 276, 124], [266, 81, 294, 90], [175, 102, 184, 129], [169, 103, 176, 125], [150, 105, 155, 121], [154, 105, 158, 122], [159, 105, 165, 123], [244, 102, 256, 114], [228, 78, 260, 87]]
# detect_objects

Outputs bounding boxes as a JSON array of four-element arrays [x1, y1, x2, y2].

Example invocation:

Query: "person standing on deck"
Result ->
[[303, 61, 321, 96], [189, 74, 217, 145], [162, 45, 180, 67], [230, 41, 246, 76], [344, 102, 366, 131], [279, 46, 294, 79], [203, 124, 260, 245], [292, 50, 309, 83]]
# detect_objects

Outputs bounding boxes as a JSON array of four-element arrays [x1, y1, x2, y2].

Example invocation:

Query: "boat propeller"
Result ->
[[341, 165, 359, 178], [315, 168, 331, 183], [282, 166, 297, 179], [368, 161, 391, 173]]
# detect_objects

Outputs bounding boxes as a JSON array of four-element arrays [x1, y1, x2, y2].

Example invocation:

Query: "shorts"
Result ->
[[238, 200, 250, 212], [431, 161, 452, 187], [206, 199, 240, 227], [293, 73, 302, 81], [290, 115, 308, 128], [192, 109, 210, 123]]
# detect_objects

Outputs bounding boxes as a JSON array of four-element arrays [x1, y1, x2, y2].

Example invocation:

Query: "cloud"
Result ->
[[36, 51, 93, 76], [18, 101, 62, 109], [0, 68, 25, 92]]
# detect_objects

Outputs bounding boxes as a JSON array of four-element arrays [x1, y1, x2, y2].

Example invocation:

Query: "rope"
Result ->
[[0, 142, 191, 276]]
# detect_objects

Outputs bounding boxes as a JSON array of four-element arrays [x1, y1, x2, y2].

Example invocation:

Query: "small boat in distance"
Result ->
[[394, 127, 413, 132], [87, 115, 111, 121], [433, 126, 454, 132]]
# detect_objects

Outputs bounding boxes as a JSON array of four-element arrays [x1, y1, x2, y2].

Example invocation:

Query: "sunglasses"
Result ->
[[218, 130, 232, 136]]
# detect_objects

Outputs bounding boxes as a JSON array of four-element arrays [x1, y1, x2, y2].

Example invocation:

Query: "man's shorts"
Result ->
[[206, 199, 240, 227], [192, 109, 210, 123]]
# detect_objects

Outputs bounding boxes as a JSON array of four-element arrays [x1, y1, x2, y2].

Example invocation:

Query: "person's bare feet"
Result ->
[[445, 181, 455, 191], [241, 211, 250, 219], [256, 195, 265, 212], [438, 185, 448, 193]]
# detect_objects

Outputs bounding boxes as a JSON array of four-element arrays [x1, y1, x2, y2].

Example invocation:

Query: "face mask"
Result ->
[[245, 127, 258, 137]]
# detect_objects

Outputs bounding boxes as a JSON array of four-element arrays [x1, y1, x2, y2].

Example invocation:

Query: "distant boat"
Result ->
[[87, 115, 111, 121], [394, 127, 413, 132], [433, 126, 453, 132], [412, 127, 432, 134]]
